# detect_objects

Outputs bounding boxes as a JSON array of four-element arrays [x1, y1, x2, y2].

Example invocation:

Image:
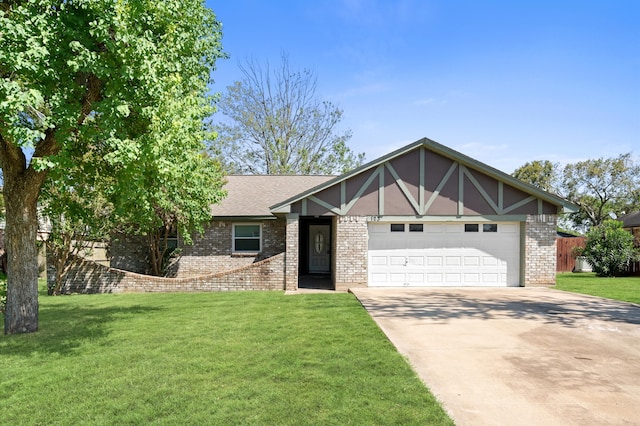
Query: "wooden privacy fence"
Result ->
[[556, 237, 586, 272], [557, 236, 640, 275]]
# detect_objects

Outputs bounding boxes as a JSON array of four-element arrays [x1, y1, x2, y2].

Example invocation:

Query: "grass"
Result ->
[[0, 284, 452, 425], [556, 272, 640, 304]]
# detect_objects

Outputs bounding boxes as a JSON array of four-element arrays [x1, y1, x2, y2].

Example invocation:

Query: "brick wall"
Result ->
[[524, 214, 557, 286], [109, 219, 286, 278], [285, 214, 299, 290], [59, 253, 285, 294], [110, 234, 149, 274], [177, 218, 286, 277], [334, 216, 368, 291]]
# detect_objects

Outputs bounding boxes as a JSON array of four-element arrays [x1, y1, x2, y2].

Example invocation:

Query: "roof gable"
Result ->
[[271, 138, 578, 216]]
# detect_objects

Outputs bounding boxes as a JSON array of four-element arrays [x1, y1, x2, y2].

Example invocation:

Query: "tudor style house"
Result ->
[[62, 138, 577, 293]]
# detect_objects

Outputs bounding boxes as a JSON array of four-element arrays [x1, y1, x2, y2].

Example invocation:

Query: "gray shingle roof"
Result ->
[[211, 175, 335, 218], [621, 211, 640, 228]]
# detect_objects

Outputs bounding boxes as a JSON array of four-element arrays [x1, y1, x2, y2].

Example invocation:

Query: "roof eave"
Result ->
[[212, 215, 277, 221]]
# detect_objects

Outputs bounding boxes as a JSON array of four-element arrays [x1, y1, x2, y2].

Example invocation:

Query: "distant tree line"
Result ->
[[512, 154, 640, 230]]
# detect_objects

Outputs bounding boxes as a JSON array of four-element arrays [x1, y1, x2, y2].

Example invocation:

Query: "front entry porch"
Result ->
[[298, 217, 333, 290], [298, 274, 333, 290]]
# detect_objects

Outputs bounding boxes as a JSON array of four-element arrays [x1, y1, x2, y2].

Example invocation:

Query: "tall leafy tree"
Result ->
[[0, 0, 225, 334], [513, 154, 640, 230], [561, 154, 640, 229], [210, 54, 365, 175], [512, 160, 559, 193], [109, 89, 227, 276]]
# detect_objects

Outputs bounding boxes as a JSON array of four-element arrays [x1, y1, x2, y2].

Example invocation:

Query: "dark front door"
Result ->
[[308, 224, 331, 273]]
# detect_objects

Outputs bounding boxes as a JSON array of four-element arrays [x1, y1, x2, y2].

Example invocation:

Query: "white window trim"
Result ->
[[232, 223, 262, 253]]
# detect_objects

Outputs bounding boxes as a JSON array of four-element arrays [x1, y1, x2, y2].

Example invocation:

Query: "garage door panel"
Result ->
[[426, 225, 446, 234], [369, 239, 387, 250], [482, 256, 498, 266], [464, 256, 480, 266], [370, 256, 387, 266], [370, 273, 387, 283], [427, 273, 443, 282], [408, 256, 424, 266], [445, 273, 462, 283], [390, 256, 406, 266], [389, 273, 405, 283], [464, 273, 480, 283], [369, 223, 387, 233], [408, 273, 425, 283], [406, 240, 423, 249], [501, 224, 518, 233], [445, 256, 461, 266], [368, 222, 520, 287], [389, 240, 406, 249], [482, 273, 499, 283]]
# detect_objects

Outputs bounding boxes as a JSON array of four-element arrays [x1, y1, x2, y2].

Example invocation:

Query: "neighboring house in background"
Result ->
[[63, 138, 579, 292], [620, 211, 640, 276], [620, 211, 640, 246]]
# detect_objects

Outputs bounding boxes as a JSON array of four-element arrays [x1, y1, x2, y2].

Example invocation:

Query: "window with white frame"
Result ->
[[233, 224, 261, 252]]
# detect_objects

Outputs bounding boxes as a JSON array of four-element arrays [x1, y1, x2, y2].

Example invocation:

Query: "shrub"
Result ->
[[584, 220, 638, 277]]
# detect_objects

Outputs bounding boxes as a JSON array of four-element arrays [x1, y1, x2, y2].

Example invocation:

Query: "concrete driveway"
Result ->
[[351, 287, 640, 426]]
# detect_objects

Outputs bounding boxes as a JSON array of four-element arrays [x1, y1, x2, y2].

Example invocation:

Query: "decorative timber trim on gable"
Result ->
[[270, 138, 578, 217]]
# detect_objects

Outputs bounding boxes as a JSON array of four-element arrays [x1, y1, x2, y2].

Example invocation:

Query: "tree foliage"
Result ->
[[42, 197, 111, 295], [513, 154, 640, 230], [561, 154, 640, 229], [512, 160, 558, 192], [110, 137, 227, 276], [210, 54, 365, 175], [583, 220, 638, 277], [0, 0, 225, 333]]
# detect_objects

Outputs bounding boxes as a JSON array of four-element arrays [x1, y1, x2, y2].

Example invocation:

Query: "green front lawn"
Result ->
[[556, 272, 640, 304], [0, 287, 452, 425]]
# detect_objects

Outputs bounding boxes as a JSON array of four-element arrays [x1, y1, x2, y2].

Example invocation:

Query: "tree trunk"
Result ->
[[148, 232, 161, 277], [3, 185, 40, 334], [1, 132, 51, 335], [51, 239, 70, 296]]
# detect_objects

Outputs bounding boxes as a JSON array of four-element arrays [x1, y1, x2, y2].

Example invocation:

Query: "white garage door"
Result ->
[[368, 222, 520, 287]]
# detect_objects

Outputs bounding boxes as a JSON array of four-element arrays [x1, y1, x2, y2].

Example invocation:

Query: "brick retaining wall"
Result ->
[[59, 253, 285, 294]]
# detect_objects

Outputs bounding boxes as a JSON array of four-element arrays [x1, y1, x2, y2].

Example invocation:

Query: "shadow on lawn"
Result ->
[[0, 304, 161, 356], [355, 290, 640, 328]]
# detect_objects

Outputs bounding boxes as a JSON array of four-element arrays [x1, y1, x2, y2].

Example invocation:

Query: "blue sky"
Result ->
[[207, 0, 639, 174]]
